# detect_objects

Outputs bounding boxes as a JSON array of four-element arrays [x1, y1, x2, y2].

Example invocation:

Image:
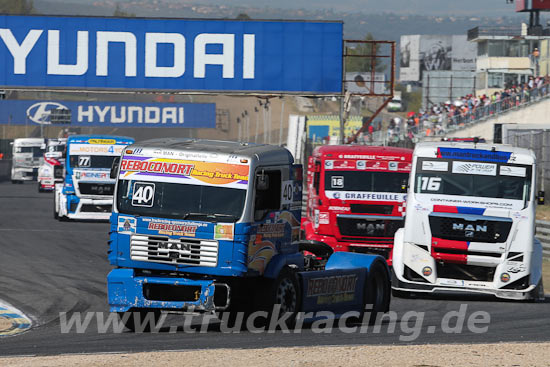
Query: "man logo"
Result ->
[[26, 102, 69, 125]]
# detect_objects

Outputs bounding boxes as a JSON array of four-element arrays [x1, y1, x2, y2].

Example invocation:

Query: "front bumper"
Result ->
[[108, 268, 228, 313], [67, 198, 113, 220], [12, 168, 38, 181], [391, 269, 536, 300]]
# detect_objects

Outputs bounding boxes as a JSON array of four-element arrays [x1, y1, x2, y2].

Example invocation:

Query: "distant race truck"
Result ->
[[54, 135, 134, 220], [392, 141, 545, 301], [302, 145, 413, 265], [38, 138, 67, 192], [11, 138, 45, 184], [107, 139, 391, 331]]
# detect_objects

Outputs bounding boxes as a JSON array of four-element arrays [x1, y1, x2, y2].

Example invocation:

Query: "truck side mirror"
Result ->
[[110, 156, 121, 179], [256, 172, 269, 191], [538, 190, 545, 205], [401, 179, 408, 193]]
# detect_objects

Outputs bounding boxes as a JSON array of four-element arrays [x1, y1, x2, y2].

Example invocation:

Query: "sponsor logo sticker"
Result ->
[[118, 216, 137, 234], [452, 161, 496, 176]]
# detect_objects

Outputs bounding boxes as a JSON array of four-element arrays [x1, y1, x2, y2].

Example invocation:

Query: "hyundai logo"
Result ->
[[26, 102, 69, 125]]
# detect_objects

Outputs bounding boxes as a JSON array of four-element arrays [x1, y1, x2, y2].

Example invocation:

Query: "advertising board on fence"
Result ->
[[0, 15, 343, 94], [400, 35, 476, 82], [0, 100, 215, 128], [307, 115, 363, 142]]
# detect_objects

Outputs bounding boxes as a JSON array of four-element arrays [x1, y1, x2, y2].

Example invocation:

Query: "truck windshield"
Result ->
[[69, 155, 117, 169], [48, 145, 64, 153], [116, 179, 246, 222], [14, 146, 44, 158], [414, 159, 532, 201], [324, 171, 408, 192]]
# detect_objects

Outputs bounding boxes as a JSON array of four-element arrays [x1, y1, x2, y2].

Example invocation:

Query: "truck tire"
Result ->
[[364, 260, 391, 325], [258, 266, 301, 330], [529, 278, 545, 302], [53, 194, 59, 220], [117, 308, 160, 332]]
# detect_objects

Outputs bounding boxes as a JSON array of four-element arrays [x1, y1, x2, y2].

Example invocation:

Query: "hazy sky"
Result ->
[[65, 0, 519, 17], [195, 0, 517, 16]]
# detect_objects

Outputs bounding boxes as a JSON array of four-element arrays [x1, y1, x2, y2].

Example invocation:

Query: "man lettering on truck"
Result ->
[[302, 145, 413, 265]]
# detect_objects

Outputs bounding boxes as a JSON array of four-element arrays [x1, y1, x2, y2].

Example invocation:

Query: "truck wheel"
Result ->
[[260, 266, 301, 330], [53, 194, 59, 220], [364, 261, 391, 325], [529, 279, 545, 302], [117, 309, 160, 332]]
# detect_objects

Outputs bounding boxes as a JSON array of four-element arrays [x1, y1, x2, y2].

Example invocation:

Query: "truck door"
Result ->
[[248, 166, 293, 274]]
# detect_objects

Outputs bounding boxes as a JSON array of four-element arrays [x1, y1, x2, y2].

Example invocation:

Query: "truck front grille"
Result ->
[[130, 234, 218, 267], [79, 183, 114, 196], [429, 215, 512, 243], [337, 216, 404, 237]]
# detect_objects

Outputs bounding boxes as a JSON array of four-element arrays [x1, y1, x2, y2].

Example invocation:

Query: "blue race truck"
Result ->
[[54, 135, 134, 221], [107, 139, 391, 330]]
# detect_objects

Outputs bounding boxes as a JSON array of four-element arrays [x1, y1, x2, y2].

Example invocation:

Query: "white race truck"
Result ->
[[11, 138, 45, 184], [392, 141, 545, 301], [38, 138, 67, 192]]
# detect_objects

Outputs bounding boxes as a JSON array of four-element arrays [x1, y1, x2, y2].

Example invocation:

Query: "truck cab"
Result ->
[[107, 139, 391, 330], [392, 141, 545, 301], [11, 138, 45, 184], [54, 135, 134, 220], [302, 145, 413, 265]]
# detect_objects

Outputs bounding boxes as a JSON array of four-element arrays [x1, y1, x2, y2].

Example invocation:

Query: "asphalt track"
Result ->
[[0, 182, 549, 356]]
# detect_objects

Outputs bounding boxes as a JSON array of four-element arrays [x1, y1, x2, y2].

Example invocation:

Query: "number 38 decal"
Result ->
[[132, 182, 155, 207]]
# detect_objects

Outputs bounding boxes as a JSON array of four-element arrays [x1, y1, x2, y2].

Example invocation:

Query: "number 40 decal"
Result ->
[[132, 182, 155, 207], [420, 177, 441, 191], [281, 180, 294, 205]]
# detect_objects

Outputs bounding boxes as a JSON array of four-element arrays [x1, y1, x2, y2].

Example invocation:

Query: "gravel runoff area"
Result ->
[[1, 343, 550, 366]]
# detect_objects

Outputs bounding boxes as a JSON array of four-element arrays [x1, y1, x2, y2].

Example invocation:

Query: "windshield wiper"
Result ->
[[183, 212, 237, 221]]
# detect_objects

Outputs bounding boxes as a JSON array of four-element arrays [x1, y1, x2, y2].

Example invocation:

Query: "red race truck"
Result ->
[[302, 145, 413, 265]]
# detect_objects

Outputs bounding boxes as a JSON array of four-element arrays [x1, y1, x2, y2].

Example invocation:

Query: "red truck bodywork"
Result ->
[[302, 145, 413, 265]]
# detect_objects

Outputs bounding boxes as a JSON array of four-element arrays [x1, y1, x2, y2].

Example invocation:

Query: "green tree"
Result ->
[[0, 0, 35, 14], [345, 33, 387, 73], [113, 4, 135, 17], [235, 13, 251, 20]]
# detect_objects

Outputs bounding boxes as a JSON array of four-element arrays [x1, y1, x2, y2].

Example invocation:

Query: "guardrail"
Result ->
[[535, 220, 550, 260]]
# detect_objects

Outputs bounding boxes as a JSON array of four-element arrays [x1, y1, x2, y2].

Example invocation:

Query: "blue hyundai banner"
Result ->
[[0, 15, 343, 94], [0, 100, 216, 128]]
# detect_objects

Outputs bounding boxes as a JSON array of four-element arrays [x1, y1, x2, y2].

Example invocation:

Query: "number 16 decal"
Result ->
[[132, 182, 155, 207]]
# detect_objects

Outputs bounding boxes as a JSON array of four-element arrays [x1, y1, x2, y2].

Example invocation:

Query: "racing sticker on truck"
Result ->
[[69, 144, 125, 156], [325, 191, 407, 202], [147, 221, 199, 237], [214, 223, 234, 241], [452, 161, 496, 176], [306, 274, 358, 305], [120, 156, 249, 189], [117, 216, 137, 234], [131, 182, 155, 207]]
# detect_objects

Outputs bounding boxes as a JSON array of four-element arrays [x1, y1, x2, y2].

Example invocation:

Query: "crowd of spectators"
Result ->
[[387, 75, 550, 141]]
